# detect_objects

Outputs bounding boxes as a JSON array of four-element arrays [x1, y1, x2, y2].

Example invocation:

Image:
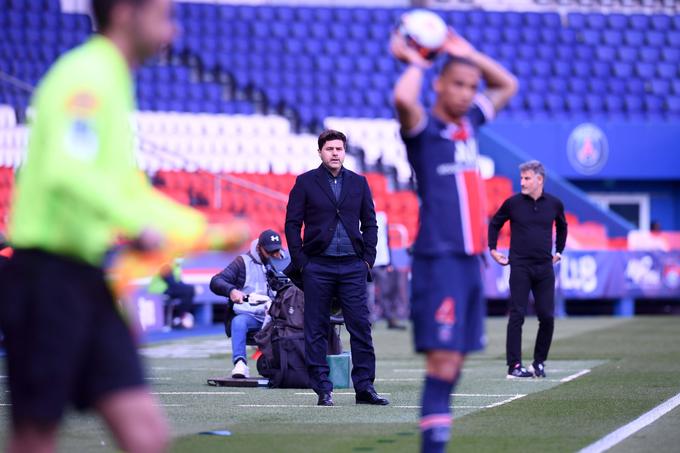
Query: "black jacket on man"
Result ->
[[284, 165, 378, 273]]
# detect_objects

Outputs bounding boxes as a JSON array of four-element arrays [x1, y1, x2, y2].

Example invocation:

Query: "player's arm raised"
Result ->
[[442, 33, 518, 112], [391, 33, 432, 132]]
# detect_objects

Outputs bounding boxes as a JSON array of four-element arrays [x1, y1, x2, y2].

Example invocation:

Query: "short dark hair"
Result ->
[[440, 56, 480, 76], [91, 0, 147, 31], [318, 129, 347, 150]]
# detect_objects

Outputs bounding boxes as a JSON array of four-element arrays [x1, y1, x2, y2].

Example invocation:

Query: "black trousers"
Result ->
[[303, 255, 376, 395], [506, 262, 555, 367]]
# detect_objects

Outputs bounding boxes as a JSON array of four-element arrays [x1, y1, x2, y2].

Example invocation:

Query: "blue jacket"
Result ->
[[284, 165, 378, 272]]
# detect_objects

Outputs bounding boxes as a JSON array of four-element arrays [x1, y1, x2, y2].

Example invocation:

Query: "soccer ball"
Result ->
[[398, 9, 448, 60]]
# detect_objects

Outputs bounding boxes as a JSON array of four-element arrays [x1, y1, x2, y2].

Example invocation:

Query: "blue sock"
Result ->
[[420, 375, 456, 453]]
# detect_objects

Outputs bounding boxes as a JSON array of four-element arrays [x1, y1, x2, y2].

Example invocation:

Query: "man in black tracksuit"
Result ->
[[488, 160, 568, 379]]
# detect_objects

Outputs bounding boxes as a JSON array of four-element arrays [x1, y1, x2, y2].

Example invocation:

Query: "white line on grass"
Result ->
[[578, 392, 680, 453], [150, 392, 245, 395], [157, 404, 186, 407], [453, 393, 524, 397], [485, 394, 527, 408], [145, 377, 172, 381], [375, 378, 422, 382], [561, 369, 591, 382], [238, 404, 336, 408]]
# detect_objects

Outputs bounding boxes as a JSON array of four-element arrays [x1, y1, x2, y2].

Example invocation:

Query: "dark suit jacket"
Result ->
[[285, 165, 378, 276]]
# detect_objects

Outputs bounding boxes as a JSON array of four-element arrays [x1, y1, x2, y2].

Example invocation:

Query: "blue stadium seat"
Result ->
[[624, 95, 643, 113], [667, 32, 680, 47], [567, 13, 585, 29], [371, 9, 392, 24], [468, 10, 485, 27], [528, 77, 549, 92], [586, 13, 606, 29], [532, 61, 551, 77], [569, 78, 588, 94], [672, 80, 680, 95], [592, 62, 610, 78], [646, 31, 665, 47], [554, 45, 574, 60], [639, 46, 660, 62], [485, 11, 504, 27], [628, 14, 649, 30], [552, 61, 571, 77], [589, 79, 607, 94], [521, 28, 540, 43], [613, 62, 633, 78], [482, 28, 502, 44], [525, 93, 545, 112], [644, 96, 664, 114], [626, 79, 645, 95], [604, 95, 623, 113], [565, 94, 585, 113], [518, 44, 536, 59], [673, 15, 680, 30], [650, 14, 671, 31], [543, 78, 565, 96], [535, 45, 553, 60], [573, 61, 590, 77], [608, 79, 625, 95], [602, 31, 623, 46], [635, 62, 655, 79], [499, 44, 517, 59], [667, 97, 680, 116], [502, 28, 521, 43], [545, 94, 564, 113], [575, 45, 594, 60], [580, 30, 600, 46], [649, 79, 670, 96], [661, 47, 680, 62], [607, 14, 627, 30], [448, 10, 467, 28], [596, 46, 616, 61], [624, 31, 644, 47], [513, 61, 531, 77], [657, 63, 677, 79], [540, 28, 559, 44], [585, 95, 604, 113], [559, 29, 576, 44]]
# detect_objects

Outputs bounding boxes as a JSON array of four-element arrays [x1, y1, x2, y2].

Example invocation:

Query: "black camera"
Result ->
[[265, 263, 290, 292]]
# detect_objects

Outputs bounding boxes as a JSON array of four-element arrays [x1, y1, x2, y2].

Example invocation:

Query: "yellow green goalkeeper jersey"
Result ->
[[10, 35, 205, 266]]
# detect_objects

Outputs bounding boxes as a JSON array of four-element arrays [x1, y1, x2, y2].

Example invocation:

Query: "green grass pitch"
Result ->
[[1, 316, 679, 452]]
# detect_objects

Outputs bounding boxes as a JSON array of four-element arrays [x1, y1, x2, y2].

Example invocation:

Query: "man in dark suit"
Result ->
[[285, 129, 389, 407]]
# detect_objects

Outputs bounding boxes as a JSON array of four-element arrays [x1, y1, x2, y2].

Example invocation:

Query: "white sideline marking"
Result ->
[[486, 394, 527, 408], [578, 392, 680, 453], [238, 404, 335, 408], [151, 392, 245, 395], [453, 393, 523, 397], [375, 378, 422, 382], [158, 404, 185, 407], [392, 369, 426, 373], [145, 377, 172, 381], [561, 369, 591, 382]]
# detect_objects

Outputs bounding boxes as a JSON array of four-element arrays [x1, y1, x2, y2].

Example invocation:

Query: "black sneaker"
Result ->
[[531, 362, 546, 378], [507, 363, 534, 379]]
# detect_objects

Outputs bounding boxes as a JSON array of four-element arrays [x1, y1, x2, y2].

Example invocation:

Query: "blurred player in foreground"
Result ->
[[391, 29, 517, 453], [0, 1, 247, 452]]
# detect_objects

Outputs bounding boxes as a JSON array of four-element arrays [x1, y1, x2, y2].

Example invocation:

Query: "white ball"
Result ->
[[399, 9, 448, 59]]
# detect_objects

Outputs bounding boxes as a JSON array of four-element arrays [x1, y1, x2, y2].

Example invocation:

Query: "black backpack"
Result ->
[[255, 284, 343, 388]]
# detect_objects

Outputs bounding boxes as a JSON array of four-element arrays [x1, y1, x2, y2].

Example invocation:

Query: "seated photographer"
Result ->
[[210, 229, 285, 378]]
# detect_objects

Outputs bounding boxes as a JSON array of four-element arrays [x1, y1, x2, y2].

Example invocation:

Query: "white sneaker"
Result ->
[[231, 360, 250, 379]]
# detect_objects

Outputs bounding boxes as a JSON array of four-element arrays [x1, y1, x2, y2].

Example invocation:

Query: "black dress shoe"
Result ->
[[387, 321, 407, 330], [356, 389, 389, 405], [317, 393, 334, 406]]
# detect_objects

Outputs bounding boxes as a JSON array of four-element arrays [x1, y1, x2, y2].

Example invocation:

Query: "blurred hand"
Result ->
[[442, 30, 476, 58], [389, 31, 433, 68], [133, 227, 165, 252], [552, 253, 562, 265], [230, 289, 244, 303], [490, 249, 509, 266]]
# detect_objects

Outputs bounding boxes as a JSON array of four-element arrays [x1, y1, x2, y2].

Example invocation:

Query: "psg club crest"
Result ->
[[566, 123, 609, 175]]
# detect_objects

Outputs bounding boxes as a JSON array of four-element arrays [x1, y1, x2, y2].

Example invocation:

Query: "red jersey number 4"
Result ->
[[435, 297, 456, 326]]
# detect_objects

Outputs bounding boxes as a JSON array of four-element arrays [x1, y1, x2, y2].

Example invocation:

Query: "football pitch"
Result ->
[[1, 316, 680, 452]]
